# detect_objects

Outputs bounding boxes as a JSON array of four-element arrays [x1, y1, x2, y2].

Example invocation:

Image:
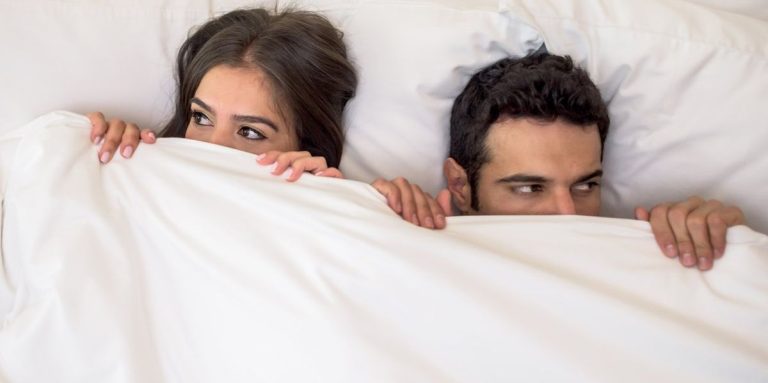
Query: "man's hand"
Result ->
[[635, 196, 745, 271], [372, 177, 452, 230]]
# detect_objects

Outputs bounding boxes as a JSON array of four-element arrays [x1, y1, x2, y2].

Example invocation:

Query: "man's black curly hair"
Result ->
[[449, 52, 610, 210]]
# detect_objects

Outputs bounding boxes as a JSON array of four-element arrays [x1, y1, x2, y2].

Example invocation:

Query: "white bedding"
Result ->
[[1, 112, 767, 382]]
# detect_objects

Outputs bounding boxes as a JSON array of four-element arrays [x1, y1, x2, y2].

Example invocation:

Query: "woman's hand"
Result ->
[[256, 150, 343, 181], [372, 177, 452, 230], [87, 112, 156, 163]]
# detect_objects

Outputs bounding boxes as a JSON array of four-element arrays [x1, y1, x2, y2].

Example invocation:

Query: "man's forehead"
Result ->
[[482, 117, 602, 178], [485, 117, 600, 151]]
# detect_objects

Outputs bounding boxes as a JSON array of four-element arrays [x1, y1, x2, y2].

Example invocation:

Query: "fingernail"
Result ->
[[92, 135, 101, 145], [425, 217, 434, 228], [411, 214, 418, 224], [99, 152, 110, 163], [148, 132, 156, 140], [714, 249, 724, 258], [255, 153, 265, 161], [122, 146, 133, 158], [682, 253, 695, 267], [436, 214, 446, 226], [665, 244, 677, 258], [316, 171, 324, 176], [698, 257, 711, 270]]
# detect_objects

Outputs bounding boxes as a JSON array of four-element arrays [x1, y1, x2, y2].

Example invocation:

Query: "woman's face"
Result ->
[[185, 65, 299, 154]]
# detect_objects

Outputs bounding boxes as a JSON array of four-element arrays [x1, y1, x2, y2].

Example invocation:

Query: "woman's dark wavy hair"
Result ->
[[161, 7, 357, 168], [449, 52, 610, 210]]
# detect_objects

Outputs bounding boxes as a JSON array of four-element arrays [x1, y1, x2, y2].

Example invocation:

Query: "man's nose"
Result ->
[[551, 190, 576, 215]]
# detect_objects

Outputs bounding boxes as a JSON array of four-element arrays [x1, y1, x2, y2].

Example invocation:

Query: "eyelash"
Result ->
[[190, 111, 266, 141], [191, 111, 212, 126], [572, 181, 601, 193], [237, 127, 266, 140], [513, 185, 544, 194], [512, 181, 600, 195]]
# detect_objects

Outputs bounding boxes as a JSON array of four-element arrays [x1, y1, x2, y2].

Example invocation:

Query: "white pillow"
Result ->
[[0, 0, 543, 200], [676, 0, 768, 21], [3, 0, 767, 234], [504, 0, 768, 234], [0, 0, 277, 135], [292, 0, 543, 193]]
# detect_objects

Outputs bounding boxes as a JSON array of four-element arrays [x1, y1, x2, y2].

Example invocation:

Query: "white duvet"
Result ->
[[0, 112, 766, 382]]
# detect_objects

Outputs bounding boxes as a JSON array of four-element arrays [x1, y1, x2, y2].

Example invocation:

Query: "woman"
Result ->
[[90, 7, 449, 229]]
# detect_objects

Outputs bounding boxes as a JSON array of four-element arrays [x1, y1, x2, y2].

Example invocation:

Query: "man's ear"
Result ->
[[443, 157, 472, 215]]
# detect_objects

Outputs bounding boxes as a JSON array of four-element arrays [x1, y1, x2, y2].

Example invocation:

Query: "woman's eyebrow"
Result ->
[[190, 97, 214, 115], [233, 114, 279, 132], [191, 97, 279, 132]]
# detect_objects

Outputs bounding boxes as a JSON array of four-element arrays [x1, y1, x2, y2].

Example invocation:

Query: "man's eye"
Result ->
[[238, 127, 265, 140], [573, 181, 600, 192], [191, 111, 212, 126], [514, 185, 543, 194]]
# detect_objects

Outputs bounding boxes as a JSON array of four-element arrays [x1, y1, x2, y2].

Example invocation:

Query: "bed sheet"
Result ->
[[1, 112, 767, 382]]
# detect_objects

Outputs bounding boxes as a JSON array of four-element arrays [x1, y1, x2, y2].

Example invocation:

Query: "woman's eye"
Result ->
[[191, 111, 212, 126], [238, 127, 266, 140]]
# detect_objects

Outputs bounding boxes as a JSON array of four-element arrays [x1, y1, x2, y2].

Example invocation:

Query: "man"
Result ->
[[377, 52, 745, 271]]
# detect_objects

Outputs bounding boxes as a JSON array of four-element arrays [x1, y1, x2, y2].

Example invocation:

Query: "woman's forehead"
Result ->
[[196, 66, 290, 126]]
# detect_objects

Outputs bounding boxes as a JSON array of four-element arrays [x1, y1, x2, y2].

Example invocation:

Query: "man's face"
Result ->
[[447, 116, 603, 216]]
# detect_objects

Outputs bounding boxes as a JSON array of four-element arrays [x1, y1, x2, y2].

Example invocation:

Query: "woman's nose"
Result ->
[[209, 125, 234, 148]]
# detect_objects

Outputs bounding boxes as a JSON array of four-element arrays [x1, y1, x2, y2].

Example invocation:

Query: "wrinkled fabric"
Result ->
[[1, 112, 767, 382]]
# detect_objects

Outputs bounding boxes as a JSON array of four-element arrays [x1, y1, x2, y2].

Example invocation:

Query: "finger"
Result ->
[[371, 179, 402, 213], [119, 123, 141, 158], [425, 193, 446, 229], [140, 129, 157, 144], [648, 203, 678, 259], [634, 206, 650, 221], [686, 200, 723, 271], [394, 178, 417, 224], [285, 159, 312, 182], [437, 189, 453, 217], [666, 197, 705, 268], [255, 150, 283, 165], [377, 178, 412, 217], [286, 157, 330, 182], [411, 185, 435, 229], [316, 167, 343, 179], [273, 151, 312, 175], [709, 205, 745, 259], [87, 112, 108, 144], [98, 119, 127, 163]]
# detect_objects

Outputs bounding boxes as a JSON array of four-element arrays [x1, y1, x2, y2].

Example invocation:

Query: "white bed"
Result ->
[[1, 1, 767, 382]]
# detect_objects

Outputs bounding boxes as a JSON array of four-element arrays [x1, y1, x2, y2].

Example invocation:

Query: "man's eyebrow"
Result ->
[[496, 174, 550, 184], [575, 169, 603, 184], [496, 169, 603, 184], [233, 114, 279, 132]]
